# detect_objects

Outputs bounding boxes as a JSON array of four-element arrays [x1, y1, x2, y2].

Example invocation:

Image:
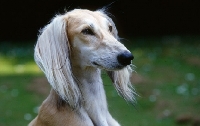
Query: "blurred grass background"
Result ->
[[0, 36, 200, 126]]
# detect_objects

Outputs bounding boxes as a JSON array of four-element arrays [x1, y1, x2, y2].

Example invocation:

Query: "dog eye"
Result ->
[[81, 28, 95, 35], [109, 25, 112, 32]]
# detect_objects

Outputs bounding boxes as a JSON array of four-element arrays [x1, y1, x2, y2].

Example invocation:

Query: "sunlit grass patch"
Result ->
[[0, 56, 41, 75], [0, 42, 42, 75]]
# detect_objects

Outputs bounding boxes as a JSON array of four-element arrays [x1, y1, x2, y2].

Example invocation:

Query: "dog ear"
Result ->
[[34, 15, 81, 108], [107, 66, 136, 103]]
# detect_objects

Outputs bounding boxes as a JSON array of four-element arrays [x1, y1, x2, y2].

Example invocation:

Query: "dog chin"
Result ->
[[92, 62, 125, 71], [105, 65, 125, 71]]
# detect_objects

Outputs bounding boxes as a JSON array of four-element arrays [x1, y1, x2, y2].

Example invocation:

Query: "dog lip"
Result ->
[[92, 62, 101, 66]]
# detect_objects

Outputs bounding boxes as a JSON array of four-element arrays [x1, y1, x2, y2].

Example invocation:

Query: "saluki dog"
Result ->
[[29, 9, 136, 126]]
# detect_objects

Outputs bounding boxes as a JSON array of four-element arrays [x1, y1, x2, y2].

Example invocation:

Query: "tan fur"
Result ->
[[29, 9, 136, 126], [29, 90, 93, 126]]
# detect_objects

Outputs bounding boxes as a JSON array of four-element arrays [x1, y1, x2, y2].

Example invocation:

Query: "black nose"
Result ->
[[117, 51, 134, 66]]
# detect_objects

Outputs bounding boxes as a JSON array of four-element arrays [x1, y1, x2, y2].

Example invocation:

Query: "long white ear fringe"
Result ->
[[108, 66, 137, 103], [34, 15, 81, 108]]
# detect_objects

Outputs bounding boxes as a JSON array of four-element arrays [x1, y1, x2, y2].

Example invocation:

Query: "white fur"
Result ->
[[34, 15, 81, 108], [32, 9, 136, 126]]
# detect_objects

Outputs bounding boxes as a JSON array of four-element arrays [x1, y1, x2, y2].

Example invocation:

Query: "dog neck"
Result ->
[[51, 62, 105, 110], [73, 66, 102, 82]]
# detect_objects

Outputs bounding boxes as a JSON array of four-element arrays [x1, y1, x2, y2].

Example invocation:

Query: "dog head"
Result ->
[[66, 9, 134, 70], [34, 9, 136, 108]]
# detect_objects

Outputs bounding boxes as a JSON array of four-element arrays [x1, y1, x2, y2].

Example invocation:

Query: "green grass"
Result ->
[[1, 36, 200, 126]]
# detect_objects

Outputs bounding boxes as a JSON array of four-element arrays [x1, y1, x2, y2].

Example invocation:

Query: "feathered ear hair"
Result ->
[[98, 10, 136, 103], [34, 15, 81, 108]]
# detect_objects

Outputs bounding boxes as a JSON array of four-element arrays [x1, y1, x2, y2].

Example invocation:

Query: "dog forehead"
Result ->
[[66, 9, 109, 27]]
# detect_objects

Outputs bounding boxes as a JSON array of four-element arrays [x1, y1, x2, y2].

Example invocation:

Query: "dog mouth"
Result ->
[[92, 62, 101, 66]]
